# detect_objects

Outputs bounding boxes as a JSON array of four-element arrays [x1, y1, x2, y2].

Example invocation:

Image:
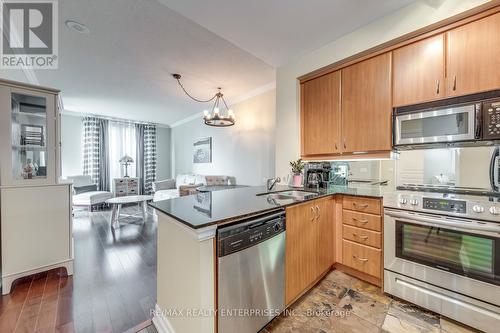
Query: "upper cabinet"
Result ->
[[447, 12, 500, 97], [342, 53, 392, 153], [301, 71, 341, 156], [300, 8, 500, 157], [393, 34, 445, 107], [0, 82, 59, 186]]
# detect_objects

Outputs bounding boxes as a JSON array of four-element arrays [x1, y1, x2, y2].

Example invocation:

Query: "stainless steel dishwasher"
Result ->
[[217, 211, 286, 333]]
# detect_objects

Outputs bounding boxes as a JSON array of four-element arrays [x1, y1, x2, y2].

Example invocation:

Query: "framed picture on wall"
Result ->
[[193, 137, 212, 163]]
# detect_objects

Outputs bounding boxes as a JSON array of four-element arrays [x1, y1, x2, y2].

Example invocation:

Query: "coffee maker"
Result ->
[[304, 162, 332, 188]]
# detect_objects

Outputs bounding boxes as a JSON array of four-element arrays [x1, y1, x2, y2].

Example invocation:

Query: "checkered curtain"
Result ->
[[82, 117, 100, 185], [143, 125, 157, 194]]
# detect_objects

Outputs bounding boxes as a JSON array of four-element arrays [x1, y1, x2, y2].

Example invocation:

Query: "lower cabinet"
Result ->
[[341, 195, 383, 286], [285, 196, 334, 305], [285, 195, 384, 306], [342, 240, 381, 279]]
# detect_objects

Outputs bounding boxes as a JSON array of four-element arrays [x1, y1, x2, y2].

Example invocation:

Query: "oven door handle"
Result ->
[[385, 210, 500, 236]]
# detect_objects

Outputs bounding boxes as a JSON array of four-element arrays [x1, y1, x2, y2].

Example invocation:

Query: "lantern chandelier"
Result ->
[[172, 74, 235, 127]]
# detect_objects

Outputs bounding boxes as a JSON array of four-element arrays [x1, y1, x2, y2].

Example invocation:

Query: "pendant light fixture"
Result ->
[[172, 74, 235, 127]]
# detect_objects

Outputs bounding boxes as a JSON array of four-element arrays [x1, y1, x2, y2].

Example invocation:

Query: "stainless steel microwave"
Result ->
[[393, 97, 500, 148]]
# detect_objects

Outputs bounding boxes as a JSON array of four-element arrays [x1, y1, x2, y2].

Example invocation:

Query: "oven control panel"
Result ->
[[483, 99, 500, 139], [423, 198, 466, 213]]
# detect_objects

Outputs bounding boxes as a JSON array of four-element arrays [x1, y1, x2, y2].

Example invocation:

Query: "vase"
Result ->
[[292, 174, 303, 187]]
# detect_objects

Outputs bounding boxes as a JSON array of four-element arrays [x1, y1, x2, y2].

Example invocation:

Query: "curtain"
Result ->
[[98, 119, 110, 191], [83, 117, 156, 194], [135, 124, 145, 194], [108, 121, 137, 189], [143, 125, 157, 194], [82, 117, 100, 186]]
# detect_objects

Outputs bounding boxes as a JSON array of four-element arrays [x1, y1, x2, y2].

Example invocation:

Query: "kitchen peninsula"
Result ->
[[149, 184, 390, 333]]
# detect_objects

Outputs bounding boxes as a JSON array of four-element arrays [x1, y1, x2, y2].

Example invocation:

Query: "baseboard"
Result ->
[[1, 258, 74, 295], [334, 263, 381, 287], [153, 304, 176, 333]]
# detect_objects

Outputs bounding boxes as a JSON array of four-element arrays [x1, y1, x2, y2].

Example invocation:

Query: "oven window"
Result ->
[[400, 112, 468, 139], [396, 222, 497, 282]]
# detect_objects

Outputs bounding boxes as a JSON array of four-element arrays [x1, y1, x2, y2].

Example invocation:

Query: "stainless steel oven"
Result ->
[[394, 103, 479, 146], [383, 194, 500, 332]]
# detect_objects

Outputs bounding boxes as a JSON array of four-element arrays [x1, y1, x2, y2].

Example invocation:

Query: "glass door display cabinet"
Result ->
[[0, 81, 59, 186]]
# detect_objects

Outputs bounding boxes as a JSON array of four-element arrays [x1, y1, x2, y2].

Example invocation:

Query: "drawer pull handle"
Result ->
[[310, 207, 316, 221], [353, 217, 368, 224], [352, 233, 369, 241], [353, 203, 369, 208], [353, 255, 368, 262]]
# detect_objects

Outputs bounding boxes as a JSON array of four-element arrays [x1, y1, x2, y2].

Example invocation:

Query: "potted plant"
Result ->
[[290, 159, 305, 187]]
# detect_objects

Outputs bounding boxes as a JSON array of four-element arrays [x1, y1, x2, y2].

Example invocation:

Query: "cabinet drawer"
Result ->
[[342, 240, 381, 278], [342, 210, 381, 232], [343, 225, 381, 249], [343, 196, 381, 215]]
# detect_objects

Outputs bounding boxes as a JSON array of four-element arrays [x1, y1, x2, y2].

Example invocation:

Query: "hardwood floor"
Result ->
[[0, 206, 157, 333]]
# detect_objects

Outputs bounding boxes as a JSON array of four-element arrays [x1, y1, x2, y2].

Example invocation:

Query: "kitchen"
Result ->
[[149, 3, 500, 333]]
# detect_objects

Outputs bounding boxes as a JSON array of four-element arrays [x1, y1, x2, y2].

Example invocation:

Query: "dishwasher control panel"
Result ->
[[217, 212, 285, 257]]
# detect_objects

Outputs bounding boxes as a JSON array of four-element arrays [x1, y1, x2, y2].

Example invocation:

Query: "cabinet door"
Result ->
[[0, 85, 57, 186], [285, 202, 318, 305], [342, 53, 392, 153], [316, 197, 334, 275], [301, 71, 341, 156], [447, 12, 500, 97], [393, 34, 445, 106]]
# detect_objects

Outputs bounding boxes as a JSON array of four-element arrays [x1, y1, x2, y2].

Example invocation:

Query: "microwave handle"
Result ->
[[475, 103, 482, 139], [490, 147, 500, 192]]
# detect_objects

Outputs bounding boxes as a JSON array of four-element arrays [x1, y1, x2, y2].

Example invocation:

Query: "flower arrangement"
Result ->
[[289, 159, 305, 175], [289, 159, 305, 187]]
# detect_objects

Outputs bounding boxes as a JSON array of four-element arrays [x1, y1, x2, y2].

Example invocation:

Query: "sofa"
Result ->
[[67, 175, 113, 211], [153, 174, 231, 202]]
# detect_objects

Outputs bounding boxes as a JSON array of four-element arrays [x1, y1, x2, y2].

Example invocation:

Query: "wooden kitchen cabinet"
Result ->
[[447, 12, 500, 97], [342, 240, 381, 279], [340, 195, 383, 286], [301, 71, 341, 156], [341, 53, 392, 153], [316, 197, 334, 276], [393, 34, 445, 106], [285, 197, 334, 305]]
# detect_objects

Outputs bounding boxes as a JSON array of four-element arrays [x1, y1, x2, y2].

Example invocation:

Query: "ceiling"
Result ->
[[2, 0, 416, 126], [158, 0, 417, 67]]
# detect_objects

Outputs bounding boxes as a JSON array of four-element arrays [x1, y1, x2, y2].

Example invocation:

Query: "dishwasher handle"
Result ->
[[217, 212, 286, 257]]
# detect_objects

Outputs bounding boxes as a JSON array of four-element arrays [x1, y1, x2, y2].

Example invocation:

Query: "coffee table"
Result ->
[[106, 195, 154, 229]]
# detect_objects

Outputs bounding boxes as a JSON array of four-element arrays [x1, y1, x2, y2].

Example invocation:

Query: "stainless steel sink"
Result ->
[[257, 190, 319, 201]]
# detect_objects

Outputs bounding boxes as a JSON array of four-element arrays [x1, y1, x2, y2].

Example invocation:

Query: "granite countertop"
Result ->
[[149, 184, 393, 230]]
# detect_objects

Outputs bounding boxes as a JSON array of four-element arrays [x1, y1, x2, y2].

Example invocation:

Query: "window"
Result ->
[[108, 121, 136, 189]]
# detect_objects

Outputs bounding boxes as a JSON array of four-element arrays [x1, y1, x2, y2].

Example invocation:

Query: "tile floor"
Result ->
[[262, 270, 480, 333]]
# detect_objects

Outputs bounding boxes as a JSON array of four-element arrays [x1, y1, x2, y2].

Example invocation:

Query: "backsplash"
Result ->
[[395, 146, 495, 190]]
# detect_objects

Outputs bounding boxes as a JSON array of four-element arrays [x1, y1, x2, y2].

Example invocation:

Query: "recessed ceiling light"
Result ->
[[65, 20, 90, 34]]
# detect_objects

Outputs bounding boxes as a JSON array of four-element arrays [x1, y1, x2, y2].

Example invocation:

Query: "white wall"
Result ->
[[275, 0, 490, 179], [61, 114, 83, 178], [171, 89, 276, 186], [156, 126, 172, 181]]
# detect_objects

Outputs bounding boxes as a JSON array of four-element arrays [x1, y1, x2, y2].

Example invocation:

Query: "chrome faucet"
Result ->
[[266, 177, 281, 191]]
